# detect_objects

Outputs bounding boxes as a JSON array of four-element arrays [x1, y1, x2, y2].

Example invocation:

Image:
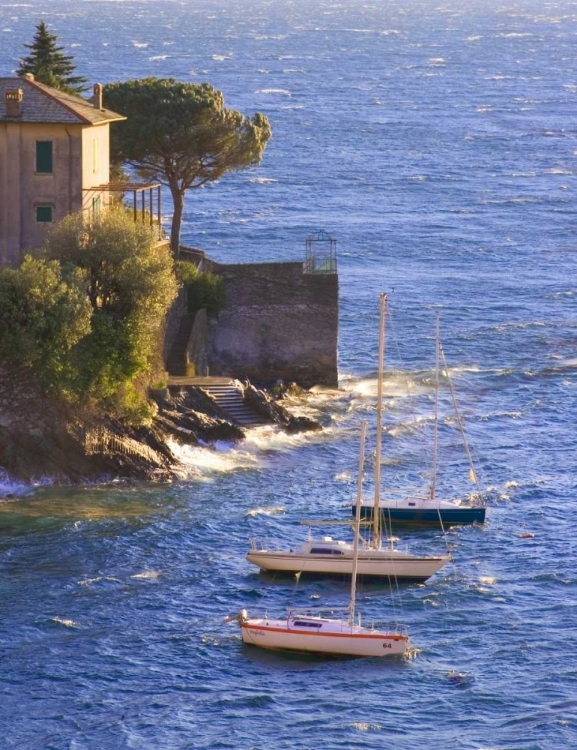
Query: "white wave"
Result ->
[[212, 54, 231, 61], [244, 506, 285, 517], [492, 320, 546, 332], [479, 411, 522, 421], [249, 177, 278, 183], [351, 722, 383, 731], [334, 471, 352, 482], [132, 41, 148, 48], [255, 88, 292, 96], [168, 439, 260, 477], [167, 426, 325, 480], [343, 374, 429, 400], [428, 57, 446, 66], [479, 576, 496, 586], [149, 55, 168, 61], [131, 570, 162, 580], [50, 617, 78, 628], [0, 470, 33, 498], [243, 424, 325, 451], [78, 576, 121, 586]]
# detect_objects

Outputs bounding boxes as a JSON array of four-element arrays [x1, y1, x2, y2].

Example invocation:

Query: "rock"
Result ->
[[241, 382, 322, 433], [0, 365, 320, 485]]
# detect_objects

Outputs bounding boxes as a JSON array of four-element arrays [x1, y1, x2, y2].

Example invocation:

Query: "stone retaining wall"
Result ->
[[207, 261, 338, 388]]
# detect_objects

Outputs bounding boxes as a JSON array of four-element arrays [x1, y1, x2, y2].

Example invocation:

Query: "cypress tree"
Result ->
[[17, 21, 88, 95]]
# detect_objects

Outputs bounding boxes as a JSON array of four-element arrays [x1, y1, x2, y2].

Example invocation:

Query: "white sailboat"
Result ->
[[357, 305, 486, 527], [246, 293, 451, 582], [239, 422, 410, 658]]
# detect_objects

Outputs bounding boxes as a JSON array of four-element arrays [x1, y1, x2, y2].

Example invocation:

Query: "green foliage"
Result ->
[[0, 256, 91, 393], [103, 77, 272, 251], [17, 21, 87, 94], [174, 261, 226, 315], [39, 208, 179, 408], [108, 382, 156, 427], [0, 209, 179, 420]]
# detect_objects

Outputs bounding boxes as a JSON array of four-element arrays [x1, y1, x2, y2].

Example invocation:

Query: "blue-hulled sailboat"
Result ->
[[354, 297, 486, 529]]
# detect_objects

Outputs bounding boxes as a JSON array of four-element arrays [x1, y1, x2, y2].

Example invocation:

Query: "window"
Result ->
[[36, 141, 53, 173], [92, 138, 98, 173], [310, 547, 344, 555], [92, 195, 101, 215], [36, 205, 53, 223]]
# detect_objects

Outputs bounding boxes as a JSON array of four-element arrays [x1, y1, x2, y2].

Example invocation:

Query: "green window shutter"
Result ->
[[36, 141, 53, 173], [36, 206, 53, 222]]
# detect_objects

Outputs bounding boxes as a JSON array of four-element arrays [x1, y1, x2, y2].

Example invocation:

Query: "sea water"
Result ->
[[1, 1, 576, 748]]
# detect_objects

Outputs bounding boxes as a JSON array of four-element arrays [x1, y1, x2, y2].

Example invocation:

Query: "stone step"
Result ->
[[166, 376, 272, 427], [204, 385, 270, 427]]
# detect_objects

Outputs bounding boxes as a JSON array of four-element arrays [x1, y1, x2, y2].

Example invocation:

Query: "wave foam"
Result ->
[[255, 88, 292, 96], [244, 506, 285, 517]]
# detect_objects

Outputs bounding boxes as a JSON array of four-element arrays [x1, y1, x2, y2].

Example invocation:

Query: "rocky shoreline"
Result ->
[[0, 367, 322, 487]]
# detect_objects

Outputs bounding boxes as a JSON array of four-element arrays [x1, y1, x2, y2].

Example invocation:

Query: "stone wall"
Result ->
[[163, 281, 187, 363], [207, 261, 338, 388]]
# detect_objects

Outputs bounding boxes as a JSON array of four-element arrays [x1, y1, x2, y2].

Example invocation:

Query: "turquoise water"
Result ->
[[1, 1, 577, 748]]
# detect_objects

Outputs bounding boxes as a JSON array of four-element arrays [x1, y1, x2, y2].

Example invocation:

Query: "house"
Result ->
[[0, 75, 131, 266]]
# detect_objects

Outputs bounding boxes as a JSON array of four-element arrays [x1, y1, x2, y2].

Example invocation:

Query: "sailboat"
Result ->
[[246, 293, 451, 582], [238, 422, 410, 657], [356, 304, 486, 527]]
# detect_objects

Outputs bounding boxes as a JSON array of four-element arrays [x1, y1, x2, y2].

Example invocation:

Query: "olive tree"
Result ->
[[42, 208, 179, 404], [0, 255, 91, 394]]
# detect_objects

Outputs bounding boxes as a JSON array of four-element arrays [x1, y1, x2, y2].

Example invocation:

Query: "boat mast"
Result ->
[[350, 420, 367, 627], [373, 292, 387, 549], [430, 313, 440, 501]]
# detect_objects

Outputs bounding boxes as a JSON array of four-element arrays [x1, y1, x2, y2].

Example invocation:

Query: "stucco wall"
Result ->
[[207, 261, 338, 387], [0, 122, 111, 266], [0, 122, 81, 264], [81, 123, 112, 213]]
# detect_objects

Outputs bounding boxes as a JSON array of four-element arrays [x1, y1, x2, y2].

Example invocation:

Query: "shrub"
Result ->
[[0, 255, 91, 394], [174, 261, 225, 315], [0, 209, 179, 418]]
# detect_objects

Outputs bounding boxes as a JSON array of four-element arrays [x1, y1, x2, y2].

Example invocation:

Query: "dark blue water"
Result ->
[[1, 1, 577, 748]]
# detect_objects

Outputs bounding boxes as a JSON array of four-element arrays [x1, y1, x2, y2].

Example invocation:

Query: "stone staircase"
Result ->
[[202, 381, 270, 427], [168, 376, 271, 428]]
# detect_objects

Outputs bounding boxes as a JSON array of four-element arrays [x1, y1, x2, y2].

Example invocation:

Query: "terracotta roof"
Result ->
[[0, 77, 126, 125]]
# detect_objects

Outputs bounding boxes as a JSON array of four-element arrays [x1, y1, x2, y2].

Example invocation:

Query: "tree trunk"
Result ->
[[169, 184, 184, 256]]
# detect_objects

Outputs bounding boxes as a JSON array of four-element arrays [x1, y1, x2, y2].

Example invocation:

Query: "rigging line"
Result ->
[[387, 304, 421, 433], [439, 341, 481, 496], [375, 296, 404, 612]]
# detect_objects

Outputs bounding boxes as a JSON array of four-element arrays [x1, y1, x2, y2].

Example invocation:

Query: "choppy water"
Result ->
[[1, 1, 577, 748]]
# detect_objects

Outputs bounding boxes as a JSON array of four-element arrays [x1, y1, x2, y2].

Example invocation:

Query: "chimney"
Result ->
[[5, 89, 23, 118], [92, 83, 103, 110]]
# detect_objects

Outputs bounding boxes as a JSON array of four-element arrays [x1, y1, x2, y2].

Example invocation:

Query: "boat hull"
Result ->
[[356, 505, 486, 527], [240, 617, 409, 657], [246, 550, 450, 580]]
